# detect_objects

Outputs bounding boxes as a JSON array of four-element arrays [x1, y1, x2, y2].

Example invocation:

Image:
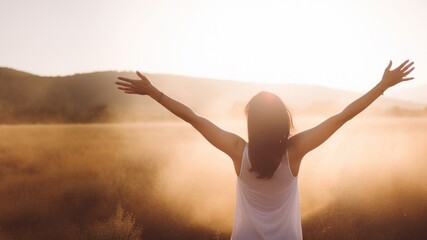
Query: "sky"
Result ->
[[1, 0, 426, 91]]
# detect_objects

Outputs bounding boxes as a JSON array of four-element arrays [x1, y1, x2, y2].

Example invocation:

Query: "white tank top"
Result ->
[[231, 144, 302, 240]]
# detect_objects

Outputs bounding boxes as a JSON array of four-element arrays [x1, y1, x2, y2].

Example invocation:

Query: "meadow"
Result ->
[[0, 117, 426, 240]]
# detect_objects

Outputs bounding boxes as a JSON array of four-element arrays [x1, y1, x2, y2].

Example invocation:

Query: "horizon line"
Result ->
[[0, 65, 373, 93]]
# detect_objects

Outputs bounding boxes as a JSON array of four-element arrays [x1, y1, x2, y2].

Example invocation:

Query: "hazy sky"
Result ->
[[1, 0, 426, 91]]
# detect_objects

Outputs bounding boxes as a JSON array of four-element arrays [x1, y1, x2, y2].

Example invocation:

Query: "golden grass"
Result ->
[[0, 117, 426, 239]]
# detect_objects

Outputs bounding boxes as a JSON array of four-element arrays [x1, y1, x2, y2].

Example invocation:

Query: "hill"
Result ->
[[391, 84, 427, 104], [0, 67, 425, 123]]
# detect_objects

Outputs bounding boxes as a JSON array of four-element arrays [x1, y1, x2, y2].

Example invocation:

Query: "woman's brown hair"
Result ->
[[245, 91, 293, 179]]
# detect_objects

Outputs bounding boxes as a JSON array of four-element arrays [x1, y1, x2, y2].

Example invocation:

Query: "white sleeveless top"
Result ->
[[231, 145, 302, 240]]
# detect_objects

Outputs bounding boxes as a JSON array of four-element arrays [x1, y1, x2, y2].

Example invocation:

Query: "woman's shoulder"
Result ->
[[286, 136, 303, 177]]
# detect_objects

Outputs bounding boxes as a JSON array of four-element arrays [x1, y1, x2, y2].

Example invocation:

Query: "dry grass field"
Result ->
[[0, 117, 426, 240]]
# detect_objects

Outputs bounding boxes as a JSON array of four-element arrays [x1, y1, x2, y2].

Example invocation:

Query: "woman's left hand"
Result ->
[[115, 71, 156, 96]]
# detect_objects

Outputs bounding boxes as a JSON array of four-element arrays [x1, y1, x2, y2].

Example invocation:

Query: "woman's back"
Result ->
[[231, 144, 302, 240]]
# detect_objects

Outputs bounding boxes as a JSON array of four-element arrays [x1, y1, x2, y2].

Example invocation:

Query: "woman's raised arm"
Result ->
[[115, 72, 246, 165], [289, 60, 415, 161]]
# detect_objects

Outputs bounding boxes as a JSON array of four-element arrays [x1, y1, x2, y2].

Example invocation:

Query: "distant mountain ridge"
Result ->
[[391, 84, 427, 104], [0, 67, 425, 124]]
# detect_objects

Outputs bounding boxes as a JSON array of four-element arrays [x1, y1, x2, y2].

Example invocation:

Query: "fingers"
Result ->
[[401, 62, 414, 72], [115, 81, 133, 87], [118, 71, 147, 83], [117, 77, 136, 83], [403, 67, 415, 76], [136, 71, 145, 80], [402, 77, 414, 81], [117, 86, 148, 95], [117, 87, 133, 91], [116, 72, 149, 95], [386, 60, 392, 71], [117, 87, 141, 94], [396, 60, 410, 70]]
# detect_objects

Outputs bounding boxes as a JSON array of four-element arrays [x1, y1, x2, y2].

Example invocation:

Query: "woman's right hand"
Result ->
[[379, 60, 415, 90], [115, 71, 157, 96]]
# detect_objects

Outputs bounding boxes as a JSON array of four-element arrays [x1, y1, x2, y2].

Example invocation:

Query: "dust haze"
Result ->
[[151, 115, 427, 233], [1, 68, 427, 239], [1, 116, 427, 239]]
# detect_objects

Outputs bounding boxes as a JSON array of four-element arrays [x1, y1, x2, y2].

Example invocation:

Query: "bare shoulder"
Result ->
[[287, 136, 303, 177], [287, 134, 303, 160], [233, 139, 247, 160], [232, 139, 247, 176]]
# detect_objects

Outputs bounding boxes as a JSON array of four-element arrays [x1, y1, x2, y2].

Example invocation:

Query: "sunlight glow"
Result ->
[[0, 0, 426, 91]]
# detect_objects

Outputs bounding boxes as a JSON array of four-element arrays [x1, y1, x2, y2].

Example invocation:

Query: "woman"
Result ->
[[115, 60, 414, 240]]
